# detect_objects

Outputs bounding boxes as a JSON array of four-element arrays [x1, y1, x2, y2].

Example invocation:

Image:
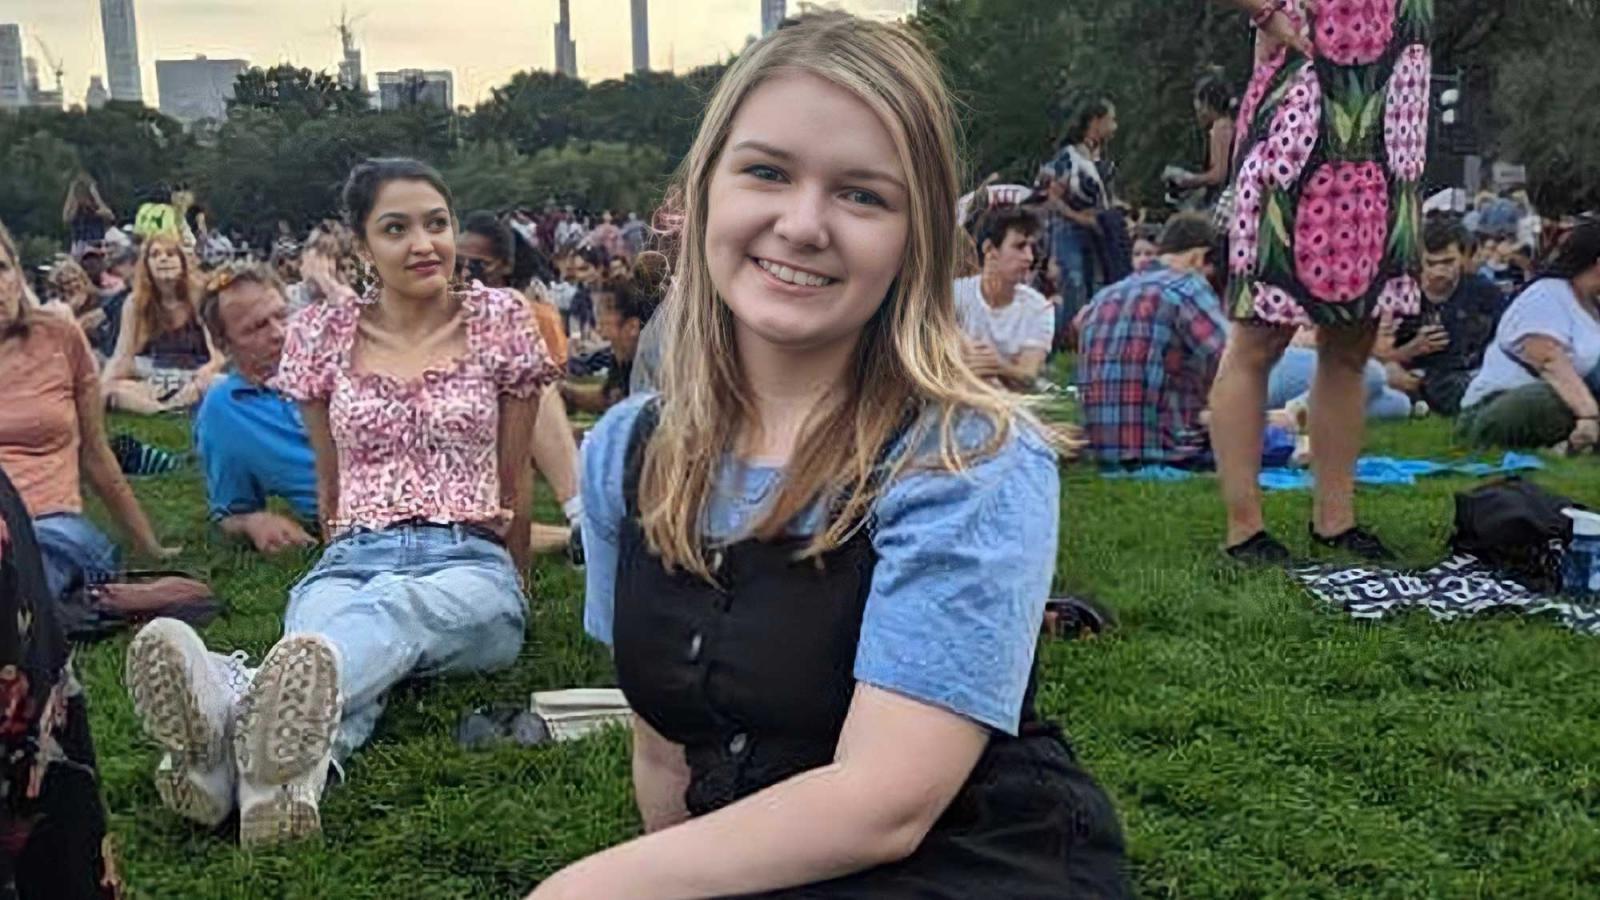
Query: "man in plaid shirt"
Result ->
[[1077, 215, 1228, 466]]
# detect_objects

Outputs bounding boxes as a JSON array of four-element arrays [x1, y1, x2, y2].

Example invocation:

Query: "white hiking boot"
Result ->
[[125, 618, 254, 827], [234, 633, 342, 849]]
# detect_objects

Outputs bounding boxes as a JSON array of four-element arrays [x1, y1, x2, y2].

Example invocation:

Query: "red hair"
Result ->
[[128, 234, 201, 348]]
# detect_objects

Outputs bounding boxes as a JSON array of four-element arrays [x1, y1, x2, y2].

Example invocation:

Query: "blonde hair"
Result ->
[[128, 233, 202, 349], [50, 258, 91, 300], [0, 219, 41, 334], [642, 11, 1028, 582]]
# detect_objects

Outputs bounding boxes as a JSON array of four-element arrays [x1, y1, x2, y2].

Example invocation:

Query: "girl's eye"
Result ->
[[745, 164, 786, 183], [845, 189, 886, 208], [385, 223, 406, 235]]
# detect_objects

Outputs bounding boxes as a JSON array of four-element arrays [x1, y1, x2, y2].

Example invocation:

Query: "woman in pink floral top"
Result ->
[[123, 159, 560, 848]]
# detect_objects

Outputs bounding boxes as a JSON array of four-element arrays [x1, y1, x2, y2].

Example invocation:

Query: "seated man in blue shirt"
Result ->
[[194, 263, 318, 555]]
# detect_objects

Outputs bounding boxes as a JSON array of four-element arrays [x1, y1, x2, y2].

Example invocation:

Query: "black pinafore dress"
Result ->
[[612, 406, 1130, 898]]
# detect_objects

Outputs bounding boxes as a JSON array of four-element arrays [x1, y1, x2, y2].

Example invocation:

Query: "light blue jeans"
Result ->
[[284, 524, 527, 760], [32, 513, 120, 602], [1267, 346, 1414, 420]]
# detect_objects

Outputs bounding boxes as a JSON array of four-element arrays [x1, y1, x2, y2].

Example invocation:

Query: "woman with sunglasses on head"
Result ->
[[531, 13, 1127, 898], [124, 158, 560, 847], [458, 210, 587, 559]]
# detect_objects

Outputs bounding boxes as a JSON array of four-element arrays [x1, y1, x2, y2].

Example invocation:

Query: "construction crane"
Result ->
[[34, 37, 65, 95]]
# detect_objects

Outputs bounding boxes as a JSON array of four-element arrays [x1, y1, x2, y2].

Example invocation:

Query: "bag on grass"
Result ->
[[1450, 477, 1581, 592], [57, 571, 220, 643]]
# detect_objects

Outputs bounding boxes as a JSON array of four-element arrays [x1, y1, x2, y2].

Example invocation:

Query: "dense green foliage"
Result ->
[[2, 0, 1595, 260]]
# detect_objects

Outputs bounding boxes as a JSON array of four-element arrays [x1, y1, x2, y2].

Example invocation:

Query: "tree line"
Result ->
[[2, 0, 1594, 269]]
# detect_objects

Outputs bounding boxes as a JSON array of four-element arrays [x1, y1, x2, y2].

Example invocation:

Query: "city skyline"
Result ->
[[10, 0, 911, 108]]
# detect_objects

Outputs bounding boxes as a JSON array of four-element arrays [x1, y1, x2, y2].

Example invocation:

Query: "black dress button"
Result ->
[[687, 632, 704, 662], [728, 732, 748, 755]]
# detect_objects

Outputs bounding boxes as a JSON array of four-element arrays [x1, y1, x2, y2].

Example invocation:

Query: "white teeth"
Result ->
[[758, 258, 833, 287]]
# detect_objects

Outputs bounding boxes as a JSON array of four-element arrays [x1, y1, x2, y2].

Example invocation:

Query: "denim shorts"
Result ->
[[32, 513, 120, 602]]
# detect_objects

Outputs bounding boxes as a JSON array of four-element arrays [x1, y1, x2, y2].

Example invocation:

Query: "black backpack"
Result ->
[[0, 465, 119, 898], [1451, 477, 1581, 592]]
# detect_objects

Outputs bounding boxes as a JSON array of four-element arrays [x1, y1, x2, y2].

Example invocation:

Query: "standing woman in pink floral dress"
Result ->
[[1210, 0, 1432, 565], [121, 158, 560, 847]]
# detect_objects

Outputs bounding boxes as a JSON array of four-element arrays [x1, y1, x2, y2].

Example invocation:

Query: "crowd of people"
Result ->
[[1, 2, 1598, 897]]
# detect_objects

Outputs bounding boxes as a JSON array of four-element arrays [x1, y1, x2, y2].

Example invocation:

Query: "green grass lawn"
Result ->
[[83, 408, 1600, 899]]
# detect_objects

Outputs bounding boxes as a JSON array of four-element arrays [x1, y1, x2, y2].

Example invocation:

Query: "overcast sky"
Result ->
[[11, 0, 913, 107]]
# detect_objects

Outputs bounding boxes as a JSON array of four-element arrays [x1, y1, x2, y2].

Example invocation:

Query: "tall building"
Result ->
[[0, 25, 24, 109], [631, 0, 650, 73], [553, 0, 578, 79], [157, 55, 247, 123], [761, 0, 787, 35], [86, 76, 110, 109], [376, 69, 454, 111], [100, 0, 144, 103]]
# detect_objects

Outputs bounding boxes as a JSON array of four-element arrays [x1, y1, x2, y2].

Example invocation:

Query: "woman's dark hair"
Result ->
[[594, 277, 659, 327], [1193, 75, 1235, 116], [525, 242, 557, 286], [1064, 97, 1114, 147], [341, 158, 454, 237], [573, 243, 609, 271], [1541, 219, 1600, 281], [461, 209, 550, 290]]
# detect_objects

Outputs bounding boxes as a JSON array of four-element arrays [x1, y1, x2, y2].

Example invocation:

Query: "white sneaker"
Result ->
[[153, 752, 237, 827], [125, 618, 253, 827], [234, 634, 342, 848]]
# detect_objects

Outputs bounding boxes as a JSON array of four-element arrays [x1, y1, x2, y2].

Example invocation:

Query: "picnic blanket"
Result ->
[[1293, 553, 1600, 637], [1101, 452, 1543, 490]]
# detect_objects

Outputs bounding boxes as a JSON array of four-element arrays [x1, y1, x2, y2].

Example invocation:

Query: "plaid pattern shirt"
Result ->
[[1076, 265, 1229, 465]]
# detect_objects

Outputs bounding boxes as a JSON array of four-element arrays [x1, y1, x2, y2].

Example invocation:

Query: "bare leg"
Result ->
[[528, 523, 573, 555], [531, 383, 580, 506], [104, 379, 168, 415], [1309, 324, 1379, 536], [1210, 323, 1296, 547], [528, 384, 583, 558]]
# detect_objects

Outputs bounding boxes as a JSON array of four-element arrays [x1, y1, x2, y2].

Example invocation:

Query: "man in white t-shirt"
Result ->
[[954, 207, 1054, 391]]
